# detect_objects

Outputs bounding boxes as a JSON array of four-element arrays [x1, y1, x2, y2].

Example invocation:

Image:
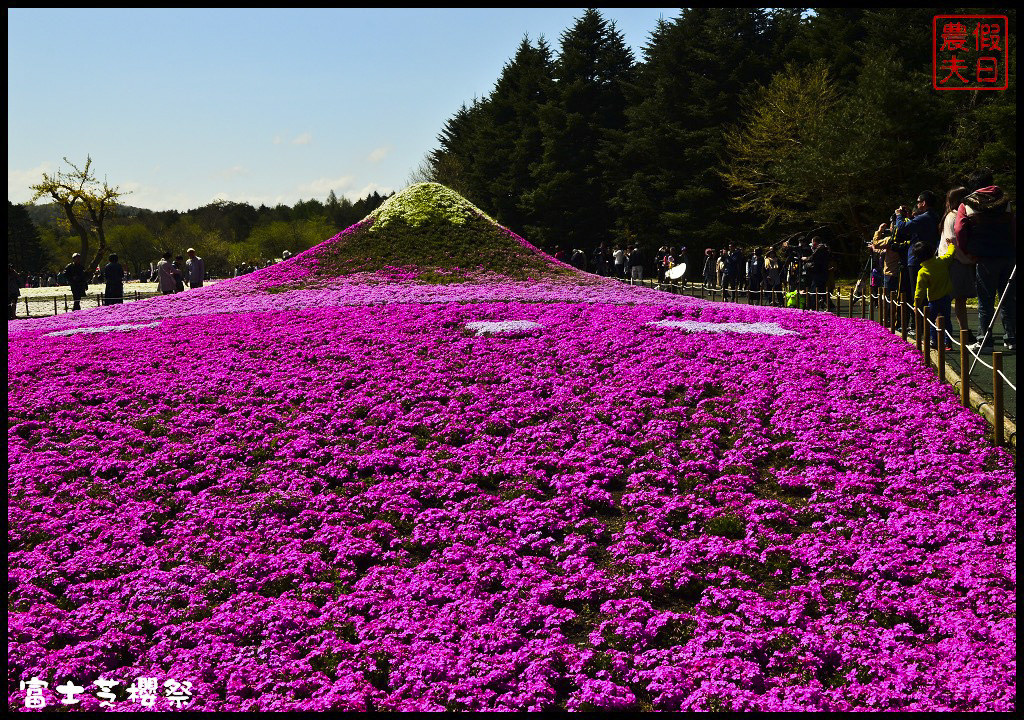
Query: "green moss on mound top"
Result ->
[[296, 183, 575, 284]]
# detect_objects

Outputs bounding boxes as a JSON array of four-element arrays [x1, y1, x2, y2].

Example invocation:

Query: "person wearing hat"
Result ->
[[63, 253, 88, 311], [891, 190, 941, 312], [185, 247, 205, 289]]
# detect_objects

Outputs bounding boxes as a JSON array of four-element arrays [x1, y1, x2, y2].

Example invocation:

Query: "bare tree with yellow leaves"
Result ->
[[30, 156, 128, 273]]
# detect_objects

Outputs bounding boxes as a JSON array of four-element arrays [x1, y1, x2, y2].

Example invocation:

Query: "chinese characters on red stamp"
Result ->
[[933, 15, 1009, 90]]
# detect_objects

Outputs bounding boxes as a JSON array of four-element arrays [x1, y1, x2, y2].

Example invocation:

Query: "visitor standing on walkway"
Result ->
[[157, 252, 177, 295], [185, 248, 206, 289], [938, 186, 977, 343], [892, 191, 941, 312], [613, 246, 626, 277], [628, 245, 645, 282], [956, 169, 1016, 353], [63, 253, 88, 311], [913, 240, 955, 351], [806, 237, 832, 309], [102, 254, 124, 305], [703, 249, 717, 287], [8, 264, 21, 319]]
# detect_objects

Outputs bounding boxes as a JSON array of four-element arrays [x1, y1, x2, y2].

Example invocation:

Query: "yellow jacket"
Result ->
[[914, 244, 955, 303]]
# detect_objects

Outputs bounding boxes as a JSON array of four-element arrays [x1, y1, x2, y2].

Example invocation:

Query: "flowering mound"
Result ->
[[7, 189, 1016, 712], [257, 182, 578, 288]]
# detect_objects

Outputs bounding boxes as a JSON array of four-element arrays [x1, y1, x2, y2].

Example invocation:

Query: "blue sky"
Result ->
[[8, 8, 677, 212]]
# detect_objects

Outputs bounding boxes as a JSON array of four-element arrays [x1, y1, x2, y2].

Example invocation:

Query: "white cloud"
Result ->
[[291, 132, 313, 146], [8, 162, 54, 203], [343, 182, 393, 202], [272, 135, 283, 145], [218, 165, 246, 179], [299, 176, 355, 197], [368, 146, 392, 163]]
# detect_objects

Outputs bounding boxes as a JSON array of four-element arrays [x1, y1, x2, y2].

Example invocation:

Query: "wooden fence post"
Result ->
[[916, 304, 923, 353], [993, 352, 1004, 446], [936, 315, 945, 378], [901, 298, 908, 342], [960, 329, 970, 407], [53, 297, 58, 316], [923, 306, 931, 366]]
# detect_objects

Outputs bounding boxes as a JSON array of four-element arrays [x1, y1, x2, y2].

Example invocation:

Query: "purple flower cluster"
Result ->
[[7, 260, 1015, 710]]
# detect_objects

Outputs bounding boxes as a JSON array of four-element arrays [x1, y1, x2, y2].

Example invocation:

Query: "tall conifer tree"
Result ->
[[613, 9, 784, 250], [478, 37, 555, 235], [522, 9, 635, 251]]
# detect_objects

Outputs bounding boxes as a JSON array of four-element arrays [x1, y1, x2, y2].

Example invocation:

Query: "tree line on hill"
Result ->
[[417, 7, 1016, 273], [8, 190, 392, 279]]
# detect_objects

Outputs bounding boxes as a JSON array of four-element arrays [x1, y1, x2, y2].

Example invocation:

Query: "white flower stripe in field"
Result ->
[[46, 322, 163, 337], [465, 320, 543, 336], [648, 319, 796, 336]]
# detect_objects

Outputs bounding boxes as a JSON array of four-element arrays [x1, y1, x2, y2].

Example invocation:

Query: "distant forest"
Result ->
[[10, 8, 1016, 277], [416, 8, 1016, 271], [8, 191, 392, 278]]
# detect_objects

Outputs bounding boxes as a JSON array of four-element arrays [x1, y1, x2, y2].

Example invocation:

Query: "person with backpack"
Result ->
[[955, 169, 1016, 353]]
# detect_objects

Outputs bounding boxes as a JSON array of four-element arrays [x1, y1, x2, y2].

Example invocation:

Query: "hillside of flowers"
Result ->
[[7, 185, 1016, 711]]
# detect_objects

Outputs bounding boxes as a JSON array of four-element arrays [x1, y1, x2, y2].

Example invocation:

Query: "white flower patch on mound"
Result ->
[[46, 322, 162, 337], [648, 319, 796, 336], [465, 320, 543, 336]]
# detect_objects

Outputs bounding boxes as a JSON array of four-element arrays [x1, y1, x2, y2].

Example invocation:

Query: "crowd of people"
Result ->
[[557, 244, 690, 284], [697, 240, 834, 307], [7, 248, 208, 318], [868, 169, 1015, 354], [559, 170, 1015, 354], [572, 238, 835, 309], [561, 237, 836, 309]]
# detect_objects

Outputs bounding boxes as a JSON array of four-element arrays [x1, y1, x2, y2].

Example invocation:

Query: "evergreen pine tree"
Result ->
[[613, 9, 784, 251], [474, 36, 555, 235], [8, 202, 51, 274], [522, 9, 635, 252]]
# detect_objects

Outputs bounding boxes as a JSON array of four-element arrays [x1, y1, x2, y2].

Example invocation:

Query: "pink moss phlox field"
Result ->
[[7, 244, 1016, 711]]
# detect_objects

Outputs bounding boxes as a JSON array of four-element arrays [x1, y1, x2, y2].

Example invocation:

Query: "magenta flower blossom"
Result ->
[[7, 189, 1015, 712]]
